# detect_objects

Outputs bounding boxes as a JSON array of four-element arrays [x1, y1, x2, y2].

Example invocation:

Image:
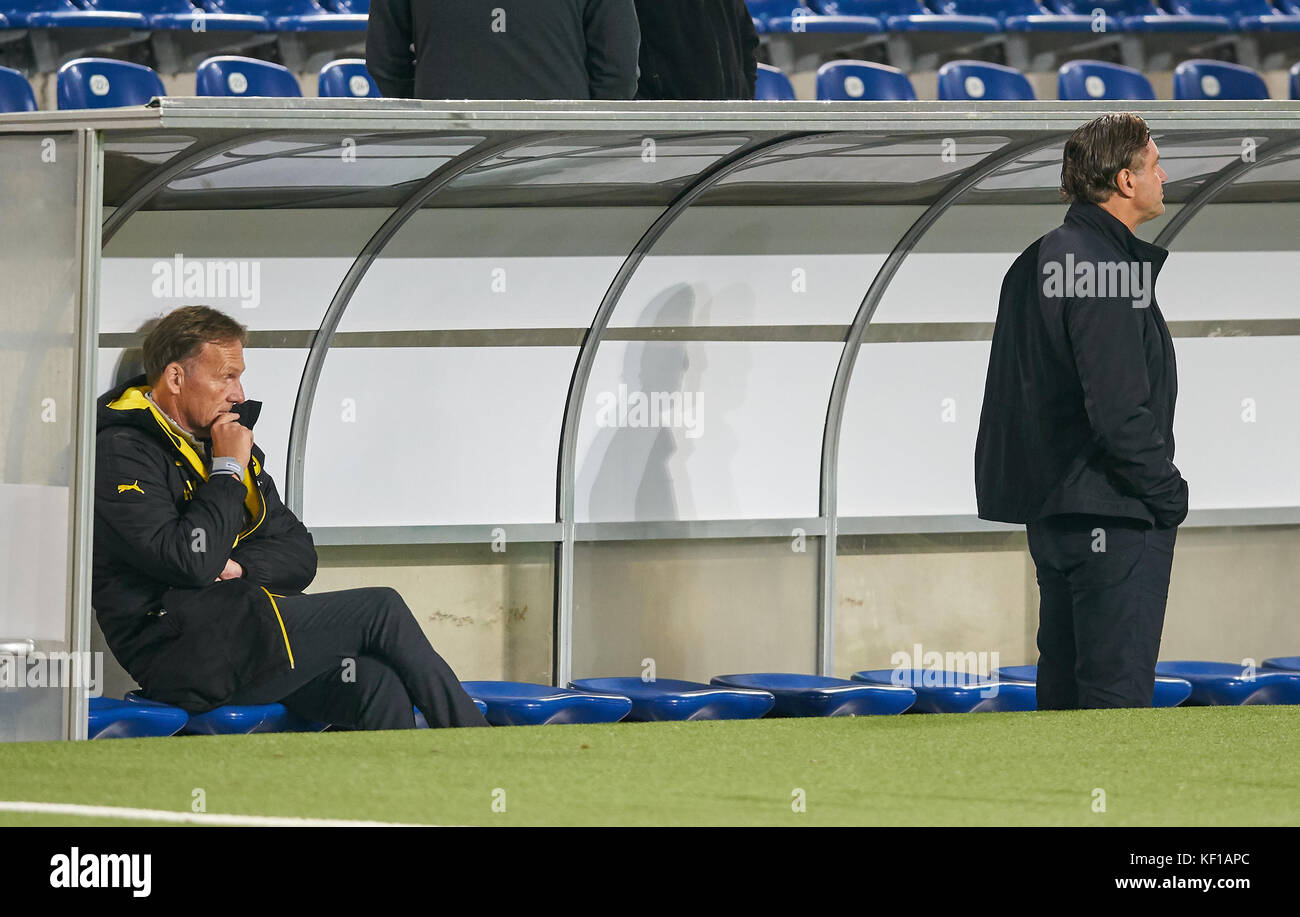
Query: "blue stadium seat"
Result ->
[[1173, 58, 1270, 97], [19, 0, 149, 29], [817, 59, 917, 98], [997, 664, 1193, 707], [814, 0, 1000, 31], [1164, 0, 1300, 30], [937, 59, 1035, 98], [932, 0, 1097, 30], [89, 697, 189, 739], [852, 668, 1037, 712], [80, 0, 269, 32], [1155, 661, 1300, 704], [196, 55, 302, 96], [204, 0, 367, 31], [319, 58, 379, 97], [1291, 60, 1300, 97], [461, 681, 633, 726], [1264, 655, 1300, 672], [57, 57, 165, 109], [751, 0, 884, 31], [755, 62, 798, 99], [570, 677, 775, 721], [0, 65, 37, 112], [412, 699, 488, 728], [1058, 59, 1157, 98], [1044, 0, 1232, 31], [124, 689, 329, 734], [711, 673, 916, 716]]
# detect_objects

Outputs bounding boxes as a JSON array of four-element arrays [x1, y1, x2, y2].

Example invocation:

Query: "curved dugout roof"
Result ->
[[6, 99, 1297, 680]]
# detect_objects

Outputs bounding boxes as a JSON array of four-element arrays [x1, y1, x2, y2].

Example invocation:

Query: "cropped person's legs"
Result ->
[[275, 655, 417, 730], [229, 586, 487, 728], [1071, 523, 1176, 709], [1028, 518, 1079, 710]]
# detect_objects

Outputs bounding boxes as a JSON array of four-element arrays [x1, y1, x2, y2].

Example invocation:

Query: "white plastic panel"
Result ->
[[302, 347, 575, 527], [575, 341, 840, 522]]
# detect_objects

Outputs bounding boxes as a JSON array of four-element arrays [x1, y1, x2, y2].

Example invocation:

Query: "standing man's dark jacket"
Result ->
[[366, 0, 640, 100], [975, 201, 1189, 529], [633, 0, 758, 100], [92, 376, 317, 712]]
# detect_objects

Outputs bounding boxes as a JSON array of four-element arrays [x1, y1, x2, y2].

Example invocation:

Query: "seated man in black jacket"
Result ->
[[975, 113, 1188, 710], [93, 305, 487, 729], [365, 0, 640, 100]]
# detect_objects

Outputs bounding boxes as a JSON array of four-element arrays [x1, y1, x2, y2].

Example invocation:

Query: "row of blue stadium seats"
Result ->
[[747, 0, 1300, 34], [89, 658, 1300, 737], [4, 53, 1294, 110], [0, 53, 376, 109], [0, 0, 367, 32], [2, 0, 1294, 36], [760, 56, 1300, 97]]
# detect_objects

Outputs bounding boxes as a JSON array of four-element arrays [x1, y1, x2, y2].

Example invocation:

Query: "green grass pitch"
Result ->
[[1, 705, 1296, 826]]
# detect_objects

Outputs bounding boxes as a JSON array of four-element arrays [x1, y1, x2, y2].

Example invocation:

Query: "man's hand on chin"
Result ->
[[216, 558, 244, 582]]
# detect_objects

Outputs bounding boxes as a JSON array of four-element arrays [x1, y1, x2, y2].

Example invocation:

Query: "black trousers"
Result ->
[[228, 586, 488, 730], [1026, 513, 1177, 710]]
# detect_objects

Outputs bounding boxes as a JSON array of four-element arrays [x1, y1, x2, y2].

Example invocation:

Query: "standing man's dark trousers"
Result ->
[[228, 586, 488, 730], [1026, 514, 1177, 709]]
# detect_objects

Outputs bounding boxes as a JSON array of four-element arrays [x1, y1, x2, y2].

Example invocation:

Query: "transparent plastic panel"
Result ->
[[0, 133, 81, 741]]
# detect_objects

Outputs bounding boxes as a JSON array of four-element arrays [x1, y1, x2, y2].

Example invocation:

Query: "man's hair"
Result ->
[[1060, 112, 1152, 204], [142, 306, 248, 385]]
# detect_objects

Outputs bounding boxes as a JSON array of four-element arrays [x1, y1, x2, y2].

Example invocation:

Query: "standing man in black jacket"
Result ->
[[633, 0, 759, 100], [93, 306, 487, 729], [975, 113, 1188, 710], [366, 0, 640, 100]]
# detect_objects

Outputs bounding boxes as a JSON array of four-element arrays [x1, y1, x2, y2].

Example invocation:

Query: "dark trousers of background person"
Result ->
[[228, 586, 489, 730], [1026, 513, 1177, 709]]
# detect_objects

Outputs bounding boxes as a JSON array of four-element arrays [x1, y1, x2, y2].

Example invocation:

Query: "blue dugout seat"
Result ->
[[196, 54, 301, 96], [124, 689, 329, 734], [461, 681, 632, 726], [571, 677, 775, 721], [816, 59, 917, 98], [1174, 58, 1270, 96], [1155, 661, 1300, 704], [319, 58, 379, 97], [0, 65, 37, 112], [755, 61, 798, 99], [997, 664, 1193, 707], [937, 59, 1035, 97], [1264, 656, 1300, 672], [853, 668, 1037, 713], [56, 57, 164, 108], [89, 696, 189, 738], [1058, 59, 1157, 98], [712, 673, 916, 716]]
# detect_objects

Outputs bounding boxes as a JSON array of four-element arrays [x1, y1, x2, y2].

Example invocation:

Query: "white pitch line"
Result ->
[[0, 801, 447, 827]]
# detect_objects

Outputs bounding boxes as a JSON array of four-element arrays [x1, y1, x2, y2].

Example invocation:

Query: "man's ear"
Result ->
[[162, 362, 184, 395]]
